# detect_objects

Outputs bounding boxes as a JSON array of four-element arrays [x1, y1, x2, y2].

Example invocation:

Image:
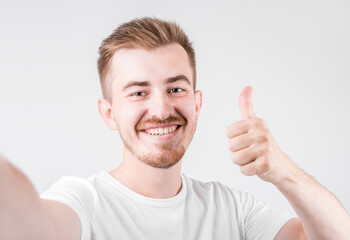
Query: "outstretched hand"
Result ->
[[226, 86, 298, 185]]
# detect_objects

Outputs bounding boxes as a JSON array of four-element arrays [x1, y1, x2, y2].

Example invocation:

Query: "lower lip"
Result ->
[[140, 125, 181, 140]]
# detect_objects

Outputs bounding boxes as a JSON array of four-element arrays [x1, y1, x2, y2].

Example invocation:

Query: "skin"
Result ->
[[98, 44, 202, 199], [1, 43, 349, 239], [98, 43, 350, 239], [97, 43, 305, 238], [227, 86, 350, 239], [0, 155, 81, 240]]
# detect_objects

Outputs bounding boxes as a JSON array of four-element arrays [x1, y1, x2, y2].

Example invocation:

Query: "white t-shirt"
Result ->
[[40, 171, 291, 240]]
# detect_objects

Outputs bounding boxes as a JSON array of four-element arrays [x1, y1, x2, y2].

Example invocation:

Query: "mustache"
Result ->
[[136, 115, 187, 131]]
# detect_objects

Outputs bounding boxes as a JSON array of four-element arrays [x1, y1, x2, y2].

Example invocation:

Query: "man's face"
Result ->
[[103, 43, 202, 169]]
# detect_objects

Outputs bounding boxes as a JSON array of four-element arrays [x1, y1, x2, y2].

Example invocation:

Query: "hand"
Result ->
[[226, 86, 298, 185]]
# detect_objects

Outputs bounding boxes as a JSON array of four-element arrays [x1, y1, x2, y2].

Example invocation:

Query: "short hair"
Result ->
[[97, 17, 196, 102]]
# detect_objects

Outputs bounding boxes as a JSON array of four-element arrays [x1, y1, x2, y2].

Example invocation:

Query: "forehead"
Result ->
[[106, 44, 194, 90]]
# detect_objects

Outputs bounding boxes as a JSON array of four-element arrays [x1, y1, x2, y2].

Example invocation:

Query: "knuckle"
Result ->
[[254, 117, 263, 126], [227, 140, 232, 149], [231, 153, 239, 164], [256, 135, 268, 144], [253, 118, 268, 129], [240, 166, 255, 176], [226, 123, 238, 138], [225, 126, 231, 137], [257, 148, 267, 157], [259, 159, 271, 171], [239, 166, 248, 175], [265, 139, 273, 151], [260, 128, 270, 136], [227, 139, 236, 151]]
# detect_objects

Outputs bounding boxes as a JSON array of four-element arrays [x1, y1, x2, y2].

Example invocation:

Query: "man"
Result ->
[[0, 17, 349, 239]]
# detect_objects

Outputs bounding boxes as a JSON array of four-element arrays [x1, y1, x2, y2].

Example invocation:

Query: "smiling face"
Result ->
[[98, 43, 202, 169]]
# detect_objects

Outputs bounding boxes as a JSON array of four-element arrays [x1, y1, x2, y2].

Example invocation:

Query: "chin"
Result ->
[[139, 147, 185, 169]]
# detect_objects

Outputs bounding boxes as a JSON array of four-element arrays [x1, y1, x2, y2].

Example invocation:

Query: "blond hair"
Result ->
[[97, 17, 196, 102]]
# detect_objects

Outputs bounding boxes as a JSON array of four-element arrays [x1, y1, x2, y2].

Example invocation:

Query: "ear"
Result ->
[[97, 98, 118, 131], [194, 90, 203, 119]]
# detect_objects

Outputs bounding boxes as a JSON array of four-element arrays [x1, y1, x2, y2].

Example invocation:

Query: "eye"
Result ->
[[131, 91, 147, 97], [169, 88, 185, 94]]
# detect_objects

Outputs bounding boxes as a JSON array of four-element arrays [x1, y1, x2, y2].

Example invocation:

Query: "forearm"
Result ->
[[275, 164, 350, 240], [225, 88, 350, 238], [0, 155, 56, 239]]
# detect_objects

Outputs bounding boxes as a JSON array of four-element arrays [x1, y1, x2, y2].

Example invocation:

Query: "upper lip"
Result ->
[[140, 123, 180, 131], [136, 115, 187, 132]]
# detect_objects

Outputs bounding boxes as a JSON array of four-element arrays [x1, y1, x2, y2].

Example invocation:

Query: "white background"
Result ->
[[0, 0, 349, 217]]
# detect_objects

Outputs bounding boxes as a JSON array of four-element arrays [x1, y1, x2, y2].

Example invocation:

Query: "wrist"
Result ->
[[273, 158, 310, 192]]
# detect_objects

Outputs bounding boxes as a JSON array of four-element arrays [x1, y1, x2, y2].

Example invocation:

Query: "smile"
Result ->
[[143, 125, 179, 136]]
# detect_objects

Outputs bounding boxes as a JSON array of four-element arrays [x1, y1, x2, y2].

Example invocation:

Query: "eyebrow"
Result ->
[[122, 74, 191, 91], [166, 75, 191, 85], [122, 81, 150, 91]]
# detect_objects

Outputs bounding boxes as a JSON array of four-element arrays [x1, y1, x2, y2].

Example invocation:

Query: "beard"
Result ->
[[138, 143, 186, 169], [119, 115, 196, 169]]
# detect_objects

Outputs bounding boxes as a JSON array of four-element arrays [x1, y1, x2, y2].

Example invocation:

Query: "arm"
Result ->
[[226, 86, 350, 239], [0, 154, 81, 240], [275, 218, 306, 240], [274, 162, 350, 239]]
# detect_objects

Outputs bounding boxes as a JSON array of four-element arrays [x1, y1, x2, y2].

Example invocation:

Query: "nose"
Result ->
[[147, 92, 175, 120]]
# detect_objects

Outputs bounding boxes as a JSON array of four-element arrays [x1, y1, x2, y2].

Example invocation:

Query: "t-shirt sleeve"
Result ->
[[40, 176, 95, 240], [237, 189, 292, 240]]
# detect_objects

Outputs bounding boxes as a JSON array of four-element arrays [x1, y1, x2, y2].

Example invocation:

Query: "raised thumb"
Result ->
[[239, 86, 257, 119]]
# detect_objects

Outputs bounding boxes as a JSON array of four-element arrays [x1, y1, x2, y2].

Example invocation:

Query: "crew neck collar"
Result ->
[[98, 171, 187, 207]]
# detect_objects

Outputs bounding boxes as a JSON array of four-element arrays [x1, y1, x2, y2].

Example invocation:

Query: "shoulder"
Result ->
[[182, 173, 247, 205], [39, 173, 108, 240], [42, 175, 97, 195], [39, 173, 104, 213]]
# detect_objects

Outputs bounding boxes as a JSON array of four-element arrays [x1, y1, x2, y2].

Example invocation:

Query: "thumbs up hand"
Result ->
[[226, 86, 299, 185]]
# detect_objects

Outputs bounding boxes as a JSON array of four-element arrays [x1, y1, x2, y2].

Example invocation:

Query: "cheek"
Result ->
[[114, 101, 146, 129], [177, 96, 198, 120]]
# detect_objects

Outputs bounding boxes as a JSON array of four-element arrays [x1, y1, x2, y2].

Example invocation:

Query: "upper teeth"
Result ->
[[145, 125, 177, 135]]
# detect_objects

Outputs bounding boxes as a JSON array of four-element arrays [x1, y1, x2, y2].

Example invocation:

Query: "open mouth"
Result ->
[[141, 125, 181, 136]]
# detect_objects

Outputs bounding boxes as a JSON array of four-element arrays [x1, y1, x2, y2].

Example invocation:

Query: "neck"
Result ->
[[109, 149, 183, 199]]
